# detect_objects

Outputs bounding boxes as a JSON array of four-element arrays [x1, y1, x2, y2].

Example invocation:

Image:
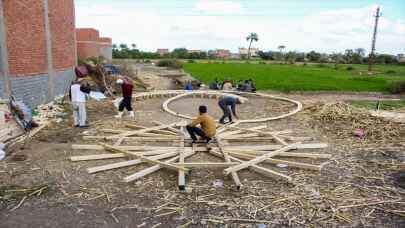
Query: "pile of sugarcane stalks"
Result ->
[[70, 121, 330, 190]]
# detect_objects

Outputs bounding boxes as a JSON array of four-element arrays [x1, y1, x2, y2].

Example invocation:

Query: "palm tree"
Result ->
[[246, 33, 259, 59], [355, 48, 365, 57], [131, 43, 137, 50], [278, 45, 286, 61]]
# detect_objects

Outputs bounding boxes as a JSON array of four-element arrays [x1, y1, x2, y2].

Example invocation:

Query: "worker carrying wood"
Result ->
[[186, 105, 216, 144], [70, 78, 91, 127], [218, 96, 246, 124], [115, 78, 134, 118]]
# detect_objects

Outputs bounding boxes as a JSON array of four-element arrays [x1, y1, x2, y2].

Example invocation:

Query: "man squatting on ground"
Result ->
[[186, 105, 216, 144], [115, 78, 134, 118], [70, 78, 91, 127], [218, 96, 246, 124]]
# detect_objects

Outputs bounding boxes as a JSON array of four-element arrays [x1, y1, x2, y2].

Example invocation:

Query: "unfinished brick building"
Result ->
[[76, 28, 112, 62], [0, 0, 76, 107]]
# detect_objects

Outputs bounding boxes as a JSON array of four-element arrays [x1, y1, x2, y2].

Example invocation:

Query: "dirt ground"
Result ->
[[1, 64, 405, 227]]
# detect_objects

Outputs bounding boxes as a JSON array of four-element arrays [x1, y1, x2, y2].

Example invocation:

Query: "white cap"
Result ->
[[239, 98, 248, 104], [116, 79, 124, 84]]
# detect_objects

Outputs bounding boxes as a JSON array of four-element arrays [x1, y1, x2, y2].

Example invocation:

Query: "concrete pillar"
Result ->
[[43, 0, 55, 101], [0, 0, 11, 99]]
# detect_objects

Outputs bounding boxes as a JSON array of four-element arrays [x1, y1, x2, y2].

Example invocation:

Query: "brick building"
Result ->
[[76, 28, 112, 62], [0, 0, 76, 107]]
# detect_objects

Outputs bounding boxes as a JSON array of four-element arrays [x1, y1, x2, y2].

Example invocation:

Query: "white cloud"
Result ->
[[75, 3, 405, 54], [194, 0, 242, 14]]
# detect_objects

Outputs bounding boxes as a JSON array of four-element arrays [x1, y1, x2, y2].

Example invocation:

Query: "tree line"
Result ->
[[113, 43, 402, 65]]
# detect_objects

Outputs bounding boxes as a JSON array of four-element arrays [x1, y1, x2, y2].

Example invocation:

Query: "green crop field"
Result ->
[[183, 63, 405, 92]]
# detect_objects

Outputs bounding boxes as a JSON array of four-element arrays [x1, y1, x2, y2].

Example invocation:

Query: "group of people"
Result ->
[[70, 74, 247, 145], [209, 79, 256, 92], [70, 77, 134, 128]]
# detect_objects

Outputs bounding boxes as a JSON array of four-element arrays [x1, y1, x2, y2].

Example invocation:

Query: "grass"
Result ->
[[183, 63, 405, 92], [349, 100, 405, 111]]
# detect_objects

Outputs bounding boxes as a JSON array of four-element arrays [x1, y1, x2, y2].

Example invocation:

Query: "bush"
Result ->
[[389, 81, 405, 94], [346, 66, 355, 71], [259, 61, 266, 64], [188, 59, 196, 63], [144, 59, 151, 63], [316, 63, 327, 68], [156, 59, 183, 69], [386, 70, 396, 74]]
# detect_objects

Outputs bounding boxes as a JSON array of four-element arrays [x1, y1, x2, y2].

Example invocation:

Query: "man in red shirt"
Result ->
[[115, 78, 134, 118]]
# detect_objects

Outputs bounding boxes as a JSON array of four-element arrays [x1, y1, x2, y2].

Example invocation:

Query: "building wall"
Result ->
[[49, 0, 76, 70], [76, 28, 112, 61], [3, 0, 48, 76], [0, 0, 76, 107]]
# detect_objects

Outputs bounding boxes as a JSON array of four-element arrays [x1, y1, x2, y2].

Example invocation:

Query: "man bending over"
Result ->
[[186, 105, 216, 144]]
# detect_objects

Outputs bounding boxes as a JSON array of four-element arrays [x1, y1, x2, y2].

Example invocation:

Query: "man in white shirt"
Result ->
[[70, 78, 91, 127]]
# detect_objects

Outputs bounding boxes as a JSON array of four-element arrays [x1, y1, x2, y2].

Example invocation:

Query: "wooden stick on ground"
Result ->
[[217, 138, 242, 190], [100, 143, 189, 172], [178, 126, 186, 191], [223, 143, 300, 175]]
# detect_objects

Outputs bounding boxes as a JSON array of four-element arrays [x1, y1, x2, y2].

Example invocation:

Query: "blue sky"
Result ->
[[76, 0, 405, 54]]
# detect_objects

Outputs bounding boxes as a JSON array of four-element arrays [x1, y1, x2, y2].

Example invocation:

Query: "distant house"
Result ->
[[157, 49, 169, 56], [210, 49, 231, 58], [239, 47, 259, 57], [230, 53, 241, 59]]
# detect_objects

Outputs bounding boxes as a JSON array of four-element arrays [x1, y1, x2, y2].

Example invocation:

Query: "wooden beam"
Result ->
[[71, 153, 125, 161], [83, 136, 180, 141], [178, 126, 186, 191], [208, 150, 292, 182], [106, 123, 179, 139], [222, 130, 293, 140], [152, 121, 182, 134], [86, 151, 179, 174], [217, 138, 242, 189], [228, 126, 288, 145], [229, 152, 323, 171], [125, 124, 176, 135], [100, 143, 189, 172], [218, 149, 332, 159], [219, 125, 267, 138], [124, 150, 196, 183], [223, 143, 328, 151], [172, 162, 239, 167], [223, 143, 299, 175]]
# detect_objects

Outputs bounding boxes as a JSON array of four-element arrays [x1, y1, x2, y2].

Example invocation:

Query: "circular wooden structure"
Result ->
[[157, 90, 303, 123]]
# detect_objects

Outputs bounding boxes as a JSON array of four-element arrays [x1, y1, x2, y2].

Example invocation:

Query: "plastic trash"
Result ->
[[276, 163, 288, 168], [212, 179, 224, 188], [89, 91, 106, 101], [0, 149, 5, 161], [0, 143, 5, 150]]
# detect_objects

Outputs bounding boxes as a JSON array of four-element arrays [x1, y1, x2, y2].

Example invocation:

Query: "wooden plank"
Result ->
[[178, 126, 186, 190], [223, 143, 299, 175], [172, 162, 239, 167], [152, 121, 181, 134], [217, 138, 242, 189], [83, 136, 180, 141], [125, 124, 176, 135], [228, 126, 288, 145], [219, 125, 267, 138], [106, 124, 178, 139], [237, 151, 332, 159], [223, 143, 328, 151], [124, 150, 196, 183], [222, 130, 293, 140], [208, 150, 292, 182], [71, 153, 125, 161], [87, 151, 179, 174], [229, 152, 323, 171], [100, 143, 189, 172]]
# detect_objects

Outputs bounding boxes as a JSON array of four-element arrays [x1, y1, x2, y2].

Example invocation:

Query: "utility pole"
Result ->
[[368, 6, 381, 72]]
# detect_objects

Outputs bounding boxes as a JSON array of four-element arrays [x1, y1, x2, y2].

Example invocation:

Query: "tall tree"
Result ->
[[131, 43, 137, 50], [355, 48, 365, 57], [246, 33, 259, 59], [277, 45, 286, 61]]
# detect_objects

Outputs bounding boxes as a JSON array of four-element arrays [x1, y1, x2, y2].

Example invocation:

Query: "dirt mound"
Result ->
[[305, 102, 405, 142]]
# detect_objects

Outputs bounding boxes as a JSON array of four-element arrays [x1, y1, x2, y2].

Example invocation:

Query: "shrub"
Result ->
[[144, 59, 151, 63], [389, 81, 405, 94], [156, 59, 183, 69], [188, 59, 196, 63], [386, 70, 396, 74], [245, 61, 251, 64], [259, 61, 266, 64], [346, 66, 355, 71], [316, 63, 327, 68]]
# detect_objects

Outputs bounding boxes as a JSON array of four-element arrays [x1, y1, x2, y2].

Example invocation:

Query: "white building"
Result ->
[[239, 47, 260, 57]]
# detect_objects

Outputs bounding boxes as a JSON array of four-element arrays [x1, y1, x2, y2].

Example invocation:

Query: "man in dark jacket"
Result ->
[[115, 78, 134, 118], [218, 96, 246, 124]]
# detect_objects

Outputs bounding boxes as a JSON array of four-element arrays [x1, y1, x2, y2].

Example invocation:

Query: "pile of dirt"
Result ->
[[305, 102, 405, 142]]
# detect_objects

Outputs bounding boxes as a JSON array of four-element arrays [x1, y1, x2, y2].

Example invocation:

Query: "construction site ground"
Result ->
[[1, 65, 405, 228]]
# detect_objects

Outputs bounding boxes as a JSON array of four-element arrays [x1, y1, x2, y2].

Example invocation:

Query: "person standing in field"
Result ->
[[70, 78, 91, 127], [186, 105, 216, 144], [218, 96, 246, 124], [115, 78, 135, 118]]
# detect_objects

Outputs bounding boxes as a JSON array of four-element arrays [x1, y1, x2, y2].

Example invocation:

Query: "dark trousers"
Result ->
[[218, 101, 232, 123], [186, 125, 210, 141], [119, 97, 133, 111]]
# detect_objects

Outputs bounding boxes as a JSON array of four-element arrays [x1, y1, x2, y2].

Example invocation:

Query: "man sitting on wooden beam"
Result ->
[[186, 105, 216, 144]]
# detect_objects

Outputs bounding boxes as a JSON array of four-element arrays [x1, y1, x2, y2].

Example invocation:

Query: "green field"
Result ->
[[183, 63, 405, 92]]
